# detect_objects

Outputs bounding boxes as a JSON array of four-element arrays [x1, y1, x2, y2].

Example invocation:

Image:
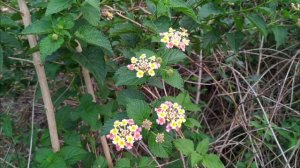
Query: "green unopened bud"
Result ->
[[51, 33, 59, 40], [57, 24, 64, 29], [156, 57, 162, 63], [167, 68, 174, 76]]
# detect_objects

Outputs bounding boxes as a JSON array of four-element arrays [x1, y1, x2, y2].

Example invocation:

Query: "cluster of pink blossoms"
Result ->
[[160, 27, 190, 51], [127, 54, 161, 78], [106, 119, 142, 151], [155, 101, 186, 132]]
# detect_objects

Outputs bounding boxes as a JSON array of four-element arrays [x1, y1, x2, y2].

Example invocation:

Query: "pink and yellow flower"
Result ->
[[155, 101, 187, 132], [160, 27, 190, 51], [106, 119, 143, 151], [127, 54, 161, 78]]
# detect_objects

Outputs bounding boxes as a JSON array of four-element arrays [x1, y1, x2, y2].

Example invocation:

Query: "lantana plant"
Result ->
[[160, 28, 190, 51], [127, 54, 161, 78], [155, 101, 186, 132], [106, 119, 142, 150]]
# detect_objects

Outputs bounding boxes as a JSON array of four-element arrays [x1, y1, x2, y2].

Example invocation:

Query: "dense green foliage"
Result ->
[[1, 0, 300, 168]]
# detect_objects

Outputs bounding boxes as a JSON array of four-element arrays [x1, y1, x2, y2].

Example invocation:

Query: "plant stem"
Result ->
[[76, 42, 114, 168], [17, 0, 60, 152]]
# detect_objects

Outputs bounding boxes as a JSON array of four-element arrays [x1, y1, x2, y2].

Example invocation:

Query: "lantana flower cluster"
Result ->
[[160, 27, 190, 51], [155, 101, 186, 132], [127, 54, 161, 78], [106, 119, 142, 151]]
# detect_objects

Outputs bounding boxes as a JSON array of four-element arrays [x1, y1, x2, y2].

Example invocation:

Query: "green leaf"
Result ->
[[176, 92, 200, 111], [174, 138, 194, 156], [156, 1, 170, 18], [198, 3, 221, 20], [138, 157, 156, 168], [81, 3, 100, 26], [148, 133, 173, 158], [191, 151, 202, 167], [76, 94, 102, 130], [85, 0, 99, 9], [64, 132, 82, 147], [21, 19, 52, 35], [2, 116, 13, 137], [72, 47, 106, 85], [39, 36, 64, 62], [0, 46, 3, 73], [226, 31, 245, 52], [35, 148, 53, 163], [159, 49, 186, 65], [202, 154, 225, 168], [116, 158, 131, 168], [246, 14, 268, 37], [126, 99, 151, 125], [46, 0, 73, 15], [147, 77, 164, 89], [114, 66, 148, 86], [60, 146, 88, 165], [75, 25, 113, 55], [162, 69, 184, 91], [184, 118, 201, 128], [109, 23, 139, 37], [143, 17, 170, 34], [0, 16, 18, 28], [271, 26, 288, 48], [169, 0, 198, 21], [202, 31, 220, 49], [117, 88, 145, 106], [92, 156, 107, 168], [196, 138, 209, 155], [0, 30, 21, 48]]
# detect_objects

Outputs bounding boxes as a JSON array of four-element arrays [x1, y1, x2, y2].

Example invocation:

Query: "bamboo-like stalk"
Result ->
[[17, 0, 60, 152], [76, 42, 113, 168]]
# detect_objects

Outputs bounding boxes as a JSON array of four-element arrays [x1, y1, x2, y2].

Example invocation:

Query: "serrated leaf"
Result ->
[[184, 118, 201, 128], [191, 151, 202, 167], [126, 99, 151, 125], [85, 0, 99, 9], [148, 133, 173, 158], [226, 31, 245, 52], [114, 66, 148, 86], [76, 94, 102, 130], [162, 69, 184, 91], [147, 77, 164, 89], [46, 0, 73, 15], [0, 16, 18, 28], [0, 30, 21, 48], [109, 23, 139, 37], [21, 19, 52, 35], [174, 138, 194, 156], [176, 92, 200, 111], [198, 3, 221, 20], [75, 25, 113, 55], [92, 156, 107, 168], [196, 138, 209, 155], [72, 47, 106, 85], [60, 146, 88, 165], [271, 26, 288, 48], [159, 49, 186, 65], [116, 158, 131, 168], [117, 89, 145, 106], [246, 14, 268, 37], [39, 36, 64, 62], [81, 3, 100, 26], [139, 157, 156, 168], [169, 0, 197, 21], [202, 154, 225, 168], [0, 46, 3, 73], [143, 17, 170, 33], [202, 31, 220, 49]]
